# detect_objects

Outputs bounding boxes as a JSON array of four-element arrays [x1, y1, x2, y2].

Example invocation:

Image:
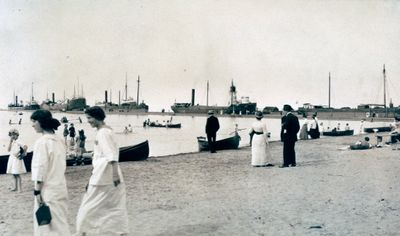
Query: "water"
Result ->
[[0, 110, 392, 157]]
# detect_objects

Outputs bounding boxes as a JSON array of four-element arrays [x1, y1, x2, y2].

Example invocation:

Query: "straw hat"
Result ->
[[208, 110, 215, 115]]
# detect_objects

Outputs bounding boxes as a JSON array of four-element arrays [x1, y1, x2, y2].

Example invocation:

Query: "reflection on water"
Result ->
[[0, 110, 392, 157]]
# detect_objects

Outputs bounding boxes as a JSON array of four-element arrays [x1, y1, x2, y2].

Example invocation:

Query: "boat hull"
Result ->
[[364, 127, 392, 133], [197, 134, 241, 152], [0, 140, 150, 174], [146, 123, 181, 128], [322, 130, 354, 136]]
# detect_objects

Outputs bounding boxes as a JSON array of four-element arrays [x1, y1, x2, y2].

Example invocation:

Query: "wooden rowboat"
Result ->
[[322, 130, 354, 136], [364, 126, 392, 133], [66, 140, 150, 166], [146, 122, 181, 128], [0, 140, 150, 174], [197, 134, 241, 152]]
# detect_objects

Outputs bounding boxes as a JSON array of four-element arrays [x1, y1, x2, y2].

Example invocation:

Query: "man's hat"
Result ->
[[208, 110, 215, 115], [255, 111, 263, 118], [283, 104, 293, 112]]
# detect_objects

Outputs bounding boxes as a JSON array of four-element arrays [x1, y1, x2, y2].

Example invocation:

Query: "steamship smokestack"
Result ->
[[191, 89, 195, 106], [15, 96, 18, 106], [105, 90, 108, 103], [52, 93, 55, 103]]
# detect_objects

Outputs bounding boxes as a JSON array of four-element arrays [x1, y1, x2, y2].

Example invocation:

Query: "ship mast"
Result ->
[[383, 64, 387, 117], [137, 75, 140, 105], [328, 72, 331, 109], [125, 72, 128, 100], [206, 80, 209, 106], [31, 82, 34, 103]]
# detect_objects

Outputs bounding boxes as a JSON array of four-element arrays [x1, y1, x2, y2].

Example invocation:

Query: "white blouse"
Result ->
[[31, 134, 67, 185], [89, 127, 124, 186]]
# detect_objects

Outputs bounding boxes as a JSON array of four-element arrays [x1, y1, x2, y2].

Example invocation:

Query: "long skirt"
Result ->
[[76, 183, 129, 236], [299, 124, 309, 140], [251, 134, 272, 166], [33, 185, 70, 236]]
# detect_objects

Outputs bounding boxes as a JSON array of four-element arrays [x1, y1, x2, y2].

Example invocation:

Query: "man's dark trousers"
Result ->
[[283, 139, 296, 166], [207, 133, 217, 153]]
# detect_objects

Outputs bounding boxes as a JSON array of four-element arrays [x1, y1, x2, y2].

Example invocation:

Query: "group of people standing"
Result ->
[[249, 104, 301, 168], [206, 104, 301, 168], [299, 113, 320, 140], [63, 122, 87, 165], [6, 107, 129, 235]]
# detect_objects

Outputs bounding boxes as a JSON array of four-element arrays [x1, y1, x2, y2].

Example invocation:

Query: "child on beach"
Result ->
[[75, 129, 87, 165], [69, 123, 76, 146], [6, 128, 27, 192], [63, 124, 69, 144]]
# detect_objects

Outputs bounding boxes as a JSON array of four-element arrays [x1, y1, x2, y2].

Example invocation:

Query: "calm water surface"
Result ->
[[0, 110, 391, 157]]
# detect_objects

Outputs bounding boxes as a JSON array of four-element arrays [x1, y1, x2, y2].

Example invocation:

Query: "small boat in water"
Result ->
[[364, 127, 392, 133], [144, 121, 182, 128], [197, 134, 241, 152], [322, 130, 354, 136], [0, 140, 150, 174]]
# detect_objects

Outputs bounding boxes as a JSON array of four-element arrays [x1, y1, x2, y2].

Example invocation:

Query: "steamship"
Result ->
[[171, 81, 257, 115], [96, 75, 149, 113]]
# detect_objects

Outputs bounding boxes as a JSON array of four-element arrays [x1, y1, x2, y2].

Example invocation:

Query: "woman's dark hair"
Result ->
[[85, 106, 106, 121], [30, 109, 61, 131]]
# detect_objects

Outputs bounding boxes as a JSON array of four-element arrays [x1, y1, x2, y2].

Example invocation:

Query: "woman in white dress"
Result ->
[[30, 109, 71, 236], [249, 111, 273, 167], [6, 128, 27, 192], [299, 114, 309, 140], [76, 106, 129, 236]]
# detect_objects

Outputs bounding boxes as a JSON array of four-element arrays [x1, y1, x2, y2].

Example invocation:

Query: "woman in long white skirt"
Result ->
[[6, 128, 27, 192], [249, 111, 273, 167], [299, 114, 309, 140], [76, 106, 129, 236], [30, 109, 71, 236]]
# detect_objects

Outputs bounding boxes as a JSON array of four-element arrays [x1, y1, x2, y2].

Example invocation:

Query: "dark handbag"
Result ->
[[36, 203, 52, 226]]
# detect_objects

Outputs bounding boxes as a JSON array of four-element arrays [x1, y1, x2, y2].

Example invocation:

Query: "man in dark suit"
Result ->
[[205, 110, 220, 153], [280, 104, 300, 167]]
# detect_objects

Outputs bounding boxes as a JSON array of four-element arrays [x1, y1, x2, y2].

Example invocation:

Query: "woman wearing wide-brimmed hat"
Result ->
[[249, 111, 273, 167], [6, 128, 27, 192]]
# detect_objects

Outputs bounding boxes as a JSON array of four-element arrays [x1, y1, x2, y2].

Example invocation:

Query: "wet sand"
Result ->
[[1, 134, 399, 235]]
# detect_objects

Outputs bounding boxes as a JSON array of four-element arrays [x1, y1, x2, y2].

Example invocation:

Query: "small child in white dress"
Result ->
[[6, 129, 27, 192]]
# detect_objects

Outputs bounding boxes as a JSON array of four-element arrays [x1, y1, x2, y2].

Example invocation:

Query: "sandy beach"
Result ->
[[1, 134, 399, 236]]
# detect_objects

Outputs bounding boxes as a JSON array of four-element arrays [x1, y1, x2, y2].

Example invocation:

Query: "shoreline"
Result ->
[[1, 134, 399, 235], [2, 108, 395, 122]]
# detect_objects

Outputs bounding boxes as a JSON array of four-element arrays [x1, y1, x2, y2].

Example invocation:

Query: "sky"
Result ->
[[1, 0, 400, 112]]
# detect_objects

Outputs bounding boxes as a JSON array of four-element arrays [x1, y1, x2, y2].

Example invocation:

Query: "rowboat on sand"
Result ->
[[197, 134, 241, 152], [364, 126, 392, 133], [0, 140, 150, 174], [322, 130, 354, 136], [66, 140, 150, 166]]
